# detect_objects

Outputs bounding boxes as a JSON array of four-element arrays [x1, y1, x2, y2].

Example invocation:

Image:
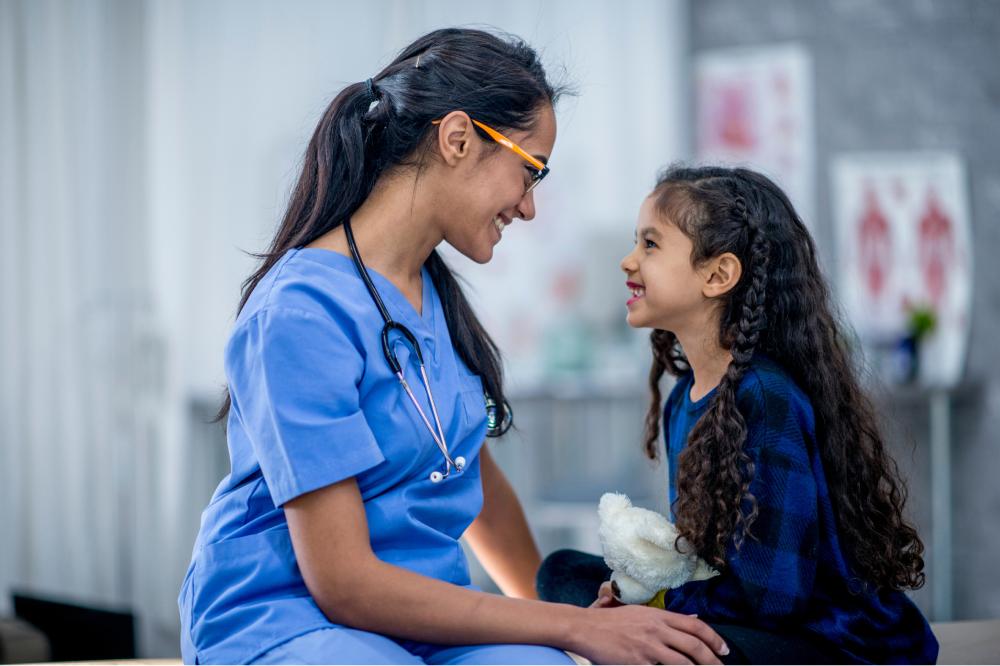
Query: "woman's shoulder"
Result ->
[[235, 248, 375, 331], [222, 249, 382, 368], [222, 251, 375, 380]]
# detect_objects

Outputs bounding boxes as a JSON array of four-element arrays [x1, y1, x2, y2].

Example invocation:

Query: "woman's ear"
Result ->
[[701, 252, 742, 299], [435, 111, 474, 166]]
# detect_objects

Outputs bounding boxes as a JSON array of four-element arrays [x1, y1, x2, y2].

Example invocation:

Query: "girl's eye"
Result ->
[[644, 239, 657, 249]]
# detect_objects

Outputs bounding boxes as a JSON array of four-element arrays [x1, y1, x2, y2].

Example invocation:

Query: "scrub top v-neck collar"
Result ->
[[294, 246, 437, 339]]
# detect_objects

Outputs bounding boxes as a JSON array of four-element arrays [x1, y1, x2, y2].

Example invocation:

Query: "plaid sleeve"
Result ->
[[662, 373, 820, 628]]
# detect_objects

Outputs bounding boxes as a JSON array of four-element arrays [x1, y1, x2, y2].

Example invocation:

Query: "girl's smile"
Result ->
[[626, 280, 645, 307]]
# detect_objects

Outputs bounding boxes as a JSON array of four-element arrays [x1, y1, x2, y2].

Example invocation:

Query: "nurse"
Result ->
[[179, 27, 729, 665]]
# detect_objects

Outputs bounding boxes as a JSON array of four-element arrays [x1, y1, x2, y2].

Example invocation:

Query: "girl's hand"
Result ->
[[589, 580, 622, 608], [577, 583, 728, 664]]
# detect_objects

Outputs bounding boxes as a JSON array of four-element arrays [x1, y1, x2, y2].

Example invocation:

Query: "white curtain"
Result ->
[[1, 0, 688, 656], [0, 0, 172, 654]]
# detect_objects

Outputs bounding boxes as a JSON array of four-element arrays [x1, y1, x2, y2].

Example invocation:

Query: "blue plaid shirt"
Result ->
[[663, 356, 938, 664]]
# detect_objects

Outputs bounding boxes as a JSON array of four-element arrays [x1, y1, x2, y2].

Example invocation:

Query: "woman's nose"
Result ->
[[516, 190, 536, 221]]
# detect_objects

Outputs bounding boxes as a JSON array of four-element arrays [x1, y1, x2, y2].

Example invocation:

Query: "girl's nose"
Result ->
[[620, 248, 637, 273]]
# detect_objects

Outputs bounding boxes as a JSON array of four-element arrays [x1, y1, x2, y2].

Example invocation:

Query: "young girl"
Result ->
[[538, 165, 939, 664]]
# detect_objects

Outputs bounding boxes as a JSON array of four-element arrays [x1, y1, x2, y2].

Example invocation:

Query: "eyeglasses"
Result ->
[[431, 116, 549, 194]]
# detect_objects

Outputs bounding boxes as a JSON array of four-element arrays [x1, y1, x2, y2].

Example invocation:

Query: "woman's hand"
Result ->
[[577, 582, 728, 664]]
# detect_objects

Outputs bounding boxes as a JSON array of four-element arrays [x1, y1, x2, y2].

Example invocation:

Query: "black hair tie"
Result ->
[[364, 78, 377, 104]]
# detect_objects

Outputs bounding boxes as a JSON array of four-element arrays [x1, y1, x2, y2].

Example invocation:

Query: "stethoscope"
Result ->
[[344, 219, 513, 483]]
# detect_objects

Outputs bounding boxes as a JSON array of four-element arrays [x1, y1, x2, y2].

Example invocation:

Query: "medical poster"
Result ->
[[695, 43, 815, 227], [831, 153, 972, 387]]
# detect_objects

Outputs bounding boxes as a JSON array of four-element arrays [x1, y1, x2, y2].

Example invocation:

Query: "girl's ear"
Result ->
[[702, 252, 742, 298], [435, 111, 474, 166]]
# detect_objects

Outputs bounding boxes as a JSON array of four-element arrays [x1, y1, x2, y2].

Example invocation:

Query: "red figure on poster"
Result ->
[[858, 185, 892, 301], [918, 188, 955, 309], [704, 82, 756, 152]]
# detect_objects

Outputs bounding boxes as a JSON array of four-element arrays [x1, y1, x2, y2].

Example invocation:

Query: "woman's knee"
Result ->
[[433, 643, 576, 665], [254, 627, 423, 665]]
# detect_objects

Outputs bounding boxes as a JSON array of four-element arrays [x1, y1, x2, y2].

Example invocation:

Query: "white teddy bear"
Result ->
[[598, 492, 719, 607]]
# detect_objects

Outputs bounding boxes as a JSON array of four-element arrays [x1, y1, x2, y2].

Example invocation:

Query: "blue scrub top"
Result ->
[[179, 247, 489, 664]]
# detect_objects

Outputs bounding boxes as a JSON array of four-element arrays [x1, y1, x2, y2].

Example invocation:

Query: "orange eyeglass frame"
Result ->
[[431, 116, 549, 193]]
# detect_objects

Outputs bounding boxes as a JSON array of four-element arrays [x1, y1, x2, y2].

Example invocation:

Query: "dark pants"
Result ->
[[536, 549, 852, 665]]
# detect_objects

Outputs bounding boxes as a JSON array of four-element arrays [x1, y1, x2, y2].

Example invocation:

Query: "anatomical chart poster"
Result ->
[[695, 44, 815, 227], [831, 153, 972, 387]]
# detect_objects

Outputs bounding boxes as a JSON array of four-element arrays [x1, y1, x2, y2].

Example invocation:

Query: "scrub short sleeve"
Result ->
[[226, 307, 384, 506]]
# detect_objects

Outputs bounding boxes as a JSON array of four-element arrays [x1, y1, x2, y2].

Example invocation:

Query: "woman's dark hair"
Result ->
[[216, 27, 566, 425], [642, 165, 925, 591]]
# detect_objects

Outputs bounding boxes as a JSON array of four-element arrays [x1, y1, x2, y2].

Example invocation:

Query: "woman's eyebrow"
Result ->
[[532, 154, 549, 165]]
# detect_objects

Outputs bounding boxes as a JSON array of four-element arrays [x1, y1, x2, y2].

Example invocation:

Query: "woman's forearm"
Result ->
[[319, 555, 586, 651]]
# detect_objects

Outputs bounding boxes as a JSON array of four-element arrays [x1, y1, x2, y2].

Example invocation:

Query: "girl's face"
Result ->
[[620, 195, 708, 331], [435, 105, 557, 264]]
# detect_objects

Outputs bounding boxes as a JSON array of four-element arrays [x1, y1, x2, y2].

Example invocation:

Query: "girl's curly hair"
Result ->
[[642, 165, 925, 591]]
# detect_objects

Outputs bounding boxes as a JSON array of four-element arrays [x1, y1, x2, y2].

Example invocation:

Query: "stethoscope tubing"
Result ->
[[344, 219, 465, 482]]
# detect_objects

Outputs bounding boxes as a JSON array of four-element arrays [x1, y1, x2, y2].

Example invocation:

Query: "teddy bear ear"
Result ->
[[598, 492, 632, 519]]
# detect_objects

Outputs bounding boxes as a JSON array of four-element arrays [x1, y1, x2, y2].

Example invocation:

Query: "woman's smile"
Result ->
[[492, 214, 511, 243]]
